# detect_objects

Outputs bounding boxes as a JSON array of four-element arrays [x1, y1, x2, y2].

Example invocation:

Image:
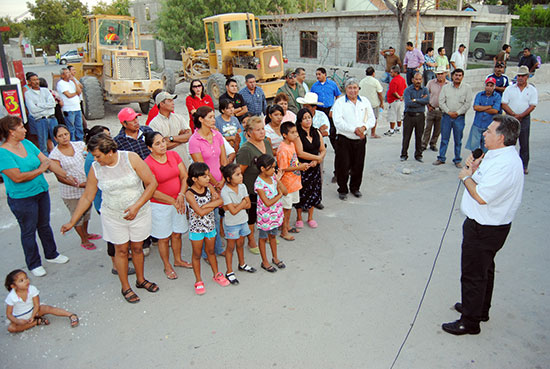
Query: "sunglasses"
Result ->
[[192, 84, 202, 88]]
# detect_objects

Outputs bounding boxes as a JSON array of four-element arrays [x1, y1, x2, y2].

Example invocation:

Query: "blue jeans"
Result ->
[[406, 67, 417, 85], [201, 208, 224, 258], [465, 125, 487, 153], [7, 191, 59, 270], [35, 117, 58, 156], [438, 114, 465, 164], [381, 72, 391, 84], [63, 110, 84, 141]]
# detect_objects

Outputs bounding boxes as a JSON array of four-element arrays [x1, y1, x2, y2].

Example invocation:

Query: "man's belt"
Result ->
[[428, 105, 441, 111], [405, 112, 424, 117], [38, 114, 55, 120]]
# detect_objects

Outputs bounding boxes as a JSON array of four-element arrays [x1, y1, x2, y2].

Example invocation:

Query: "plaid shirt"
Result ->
[[239, 86, 267, 116], [114, 125, 152, 160]]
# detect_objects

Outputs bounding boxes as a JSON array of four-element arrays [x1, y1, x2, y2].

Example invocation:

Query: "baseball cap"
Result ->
[[485, 77, 496, 85], [285, 69, 296, 78], [118, 107, 141, 123], [155, 91, 177, 105]]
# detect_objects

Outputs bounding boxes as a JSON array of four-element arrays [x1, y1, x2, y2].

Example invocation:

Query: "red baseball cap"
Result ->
[[118, 107, 141, 123], [485, 77, 496, 85]]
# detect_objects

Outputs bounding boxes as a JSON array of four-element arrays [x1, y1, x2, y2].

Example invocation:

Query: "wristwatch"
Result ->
[[169, 136, 174, 142]]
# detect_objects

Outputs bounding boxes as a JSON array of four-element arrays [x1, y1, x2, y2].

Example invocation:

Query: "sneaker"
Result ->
[[143, 247, 151, 256], [384, 130, 394, 136], [46, 254, 69, 264], [226, 272, 239, 285], [30, 266, 47, 277], [238, 264, 257, 273], [213, 272, 230, 287]]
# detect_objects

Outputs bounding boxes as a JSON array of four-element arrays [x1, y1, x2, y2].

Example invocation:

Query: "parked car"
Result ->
[[59, 49, 83, 64], [469, 25, 505, 60]]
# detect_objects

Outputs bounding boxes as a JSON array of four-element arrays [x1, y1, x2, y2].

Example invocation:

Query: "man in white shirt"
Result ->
[[149, 92, 192, 168], [24, 72, 58, 155], [442, 115, 524, 336], [450, 44, 467, 71], [56, 68, 83, 141], [359, 67, 384, 138], [332, 78, 375, 200], [501, 66, 538, 174], [68, 65, 87, 131]]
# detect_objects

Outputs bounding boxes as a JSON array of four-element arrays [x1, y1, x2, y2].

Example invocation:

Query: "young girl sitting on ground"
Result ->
[[186, 162, 230, 294], [4, 269, 78, 332], [220, 164, 256, 284], [254, 154, 288, 273]]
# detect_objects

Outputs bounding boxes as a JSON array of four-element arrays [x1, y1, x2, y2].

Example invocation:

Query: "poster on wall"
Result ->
[[1, 85, 24, 120]]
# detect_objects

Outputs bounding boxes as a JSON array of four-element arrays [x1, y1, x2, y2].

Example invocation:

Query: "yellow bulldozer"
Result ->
[[71, 15, 163, 119], [162, 13, 285, 108]]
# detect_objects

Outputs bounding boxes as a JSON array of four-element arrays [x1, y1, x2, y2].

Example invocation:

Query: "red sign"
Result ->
[[2, 87, 23, 119]]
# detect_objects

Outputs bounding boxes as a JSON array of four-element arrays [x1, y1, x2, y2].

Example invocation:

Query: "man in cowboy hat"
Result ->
[[297, 92, 329, 137], [501, 65, 538, 174], [359, 67, 384, 138], [422, 65, 449, 151]]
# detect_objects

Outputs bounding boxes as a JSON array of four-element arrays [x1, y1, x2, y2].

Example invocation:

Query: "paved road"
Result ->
[[0, 65, 549, 368]]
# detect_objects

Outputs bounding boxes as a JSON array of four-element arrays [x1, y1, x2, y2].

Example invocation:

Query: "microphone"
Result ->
[[466, 148, 483, 169]]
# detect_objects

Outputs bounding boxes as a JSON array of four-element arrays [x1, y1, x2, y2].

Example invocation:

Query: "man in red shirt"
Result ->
[[385, 65, 407, 136]]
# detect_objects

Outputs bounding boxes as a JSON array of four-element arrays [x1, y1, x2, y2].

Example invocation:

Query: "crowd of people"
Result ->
[[0, 41, 539, 334]]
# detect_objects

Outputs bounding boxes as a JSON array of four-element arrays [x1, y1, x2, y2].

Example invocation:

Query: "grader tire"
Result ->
[[80, 76, 105, 120], [206, 73, 227, 109], [233, 75, 246, 91], [161, 68, 176, 94]]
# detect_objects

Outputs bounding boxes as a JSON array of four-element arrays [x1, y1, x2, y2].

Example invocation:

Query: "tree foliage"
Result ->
[[0, 17, 29, 40], [156, 0, 298, 51], [92, 0, 131, 16], [26, 0, 88, 51]]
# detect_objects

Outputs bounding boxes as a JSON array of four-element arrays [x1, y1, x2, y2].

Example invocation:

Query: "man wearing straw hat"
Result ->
[[332, 79, 375, 201], [422, 66, 449, 152], [297, 92, 329, 137]]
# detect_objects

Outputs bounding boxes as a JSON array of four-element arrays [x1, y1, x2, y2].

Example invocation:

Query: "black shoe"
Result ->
[[112, 267, 136, 275], [415, 157, 423, 163], [314, 203, 324, 210], [351, 191, 362, 198], [442, 319, 480, 335], [331, 176, 337, 183], [430, 146, 437, 152], [454, 302, 489, 322], [225, 272, 239, 285], [338, 193, 347, 201], [400, 156, 407, 161]]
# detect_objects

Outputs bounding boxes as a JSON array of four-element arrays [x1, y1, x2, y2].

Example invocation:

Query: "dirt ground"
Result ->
[[0, 64, 549, 368]]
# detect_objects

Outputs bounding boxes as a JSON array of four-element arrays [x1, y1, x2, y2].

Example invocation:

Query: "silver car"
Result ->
[[59, 50, 83, 64]]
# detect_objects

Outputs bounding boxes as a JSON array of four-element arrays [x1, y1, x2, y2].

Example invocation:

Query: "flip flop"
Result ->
[[280, 234, 295, 241], [288, 227, 300, 234], [164, 269, 178, 280], [69, 314, 79, 328], [174, 261, 193, 269], [87, 233, 102, 240], [81, 242, 96, 250]]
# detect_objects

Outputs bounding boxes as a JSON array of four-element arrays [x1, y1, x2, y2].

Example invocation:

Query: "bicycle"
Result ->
[[328, 67, 354, 90]]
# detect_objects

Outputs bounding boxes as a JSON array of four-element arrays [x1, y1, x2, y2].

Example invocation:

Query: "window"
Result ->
[[205, 22, 215, 52], [300, 31, 317, 58], [421, 32, 434, 54], [474, 32, 491, 43], [356, 32, 379, 64]]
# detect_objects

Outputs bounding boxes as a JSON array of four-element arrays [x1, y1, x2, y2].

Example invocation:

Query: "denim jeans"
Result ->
[[438, 113, 465, 164], [63, 110, 84, 141], [35, 117, 58, 156], [201, 207, 224, 258], [381, 72, 392, 84], [7, 191, 59, 270], [465, 125, 487, 153]]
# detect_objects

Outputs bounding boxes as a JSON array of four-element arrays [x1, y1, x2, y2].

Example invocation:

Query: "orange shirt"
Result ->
[[277, 141, 302, 193]]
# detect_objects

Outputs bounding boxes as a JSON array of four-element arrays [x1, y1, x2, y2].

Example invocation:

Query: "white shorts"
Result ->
[[101, 205, 152, 245], [387, 100, 404, 123], [150, 202, 189, 239], [281, 190, 299, 210]]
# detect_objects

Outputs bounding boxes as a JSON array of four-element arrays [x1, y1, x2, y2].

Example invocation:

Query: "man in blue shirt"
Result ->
[[465, 77, 501, 153], [486, 63, 508, 97], [401, 73, 429, 162], [239, 74, 267, 116], [310, 67, 341, 150]]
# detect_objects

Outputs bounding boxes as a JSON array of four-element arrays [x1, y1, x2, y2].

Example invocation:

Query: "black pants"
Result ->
[[318, 106, 336, 151], [335, 134, 366, 194], [401, 112, 425, 159], [519, 115, 530, 169], [460, 218, 511, 326]]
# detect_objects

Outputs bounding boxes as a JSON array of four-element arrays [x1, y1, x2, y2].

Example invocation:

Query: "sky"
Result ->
[[0, 0, 102, 19]]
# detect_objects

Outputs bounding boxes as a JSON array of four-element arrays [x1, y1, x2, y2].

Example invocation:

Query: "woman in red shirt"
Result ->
[[185, 80, 214, 131]]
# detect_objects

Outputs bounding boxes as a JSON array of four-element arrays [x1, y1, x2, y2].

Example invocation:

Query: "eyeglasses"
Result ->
[[192, 85, 202, 88]]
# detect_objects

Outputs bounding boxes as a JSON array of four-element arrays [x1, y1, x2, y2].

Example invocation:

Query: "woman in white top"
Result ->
[[61, 133, 159, 304], [264, 105, 284, 155], [49, 125, 100, 250]]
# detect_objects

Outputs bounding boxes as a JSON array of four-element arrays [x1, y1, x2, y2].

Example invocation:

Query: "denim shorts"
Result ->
[[258, 228, 279, 239], [224, 222, 251, 240], [189, 229, 217, 241]]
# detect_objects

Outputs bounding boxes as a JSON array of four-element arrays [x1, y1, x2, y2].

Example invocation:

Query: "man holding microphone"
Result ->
[[442, 115, 524, 335]]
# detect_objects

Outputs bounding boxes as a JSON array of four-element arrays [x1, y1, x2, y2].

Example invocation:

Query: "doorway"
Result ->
[[444, 27, 456, 56]]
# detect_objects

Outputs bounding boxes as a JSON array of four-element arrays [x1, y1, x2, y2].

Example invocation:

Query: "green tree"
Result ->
[[156, 0, 298, 51], [0, 17, 29, 40], [92, 0, 131, 16]]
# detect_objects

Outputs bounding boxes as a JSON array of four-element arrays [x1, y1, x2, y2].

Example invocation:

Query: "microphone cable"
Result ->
[[389, 179, 463, 369]]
